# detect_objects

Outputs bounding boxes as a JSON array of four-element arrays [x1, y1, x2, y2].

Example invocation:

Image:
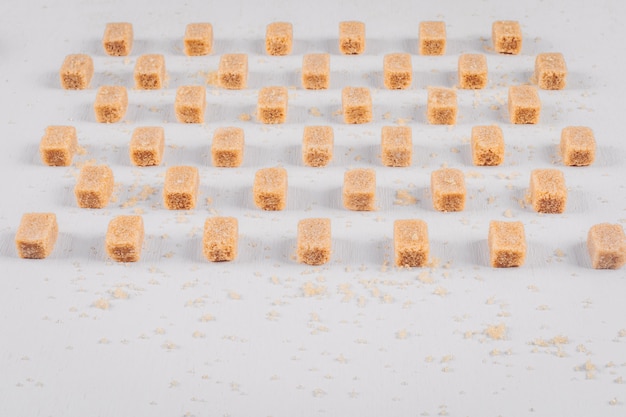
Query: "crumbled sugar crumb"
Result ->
[[93, 298, 110, 310], [485, 323, 506, 340]]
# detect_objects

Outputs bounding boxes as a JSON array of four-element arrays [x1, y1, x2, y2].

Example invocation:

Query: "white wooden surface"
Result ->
[[0, 0, 625, 416]]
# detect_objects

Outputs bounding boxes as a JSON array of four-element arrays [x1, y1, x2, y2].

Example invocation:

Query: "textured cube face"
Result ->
[[297, 218, 331, 265], [218, 54, 248, 90], [471, 125, 504, 166], [257, 87, 288, 124], [203, 217, 238, 262], [488, 221, 526, 268], [529, 169, 567, 214], [458, 54, 488, 89], [15, 213, 58, 259], [265, 22, 293, 55], [508, 85, 540, 124], [431, 168, 466, 212], [184, 23, 213, 56], [212, 127, 244, 168], [94, 86, 128, 123], [427, 87, 457, 125], [74, 165, 114, 209], [342, 87, 372, 124], [106, 216, 144, 262], [163, 166, 199, 210], [134, 54, 166, 89], [560, 126, 595, 166], [339, 21, 365, 54], [302, 54, 330, 90], [419, 21, 446, 55], [492, 21, 522, 54], [253, 167, 288, 211], [343, 169, 376, 211], [302, 126, 333, 167], [384, 53, 412, 89], [175, 86, 206, 123], [587, 224, 626, 269], [535, 53, 567, 90], [102, 23, 133, 56], [40, 126, 78, 166], [394, 219, 429, 267], [60, 54, 94, 90], [381, 126, 412, 167]]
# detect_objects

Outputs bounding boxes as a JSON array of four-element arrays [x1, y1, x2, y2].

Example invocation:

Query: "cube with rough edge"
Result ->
[[587, 224, 626, 270], [102, 23, 133, 56], [184, 23, 213, 56], [560, 126, 595, 166], [257, 86, 288, 124], [492, 21, 522, 55], [74, 165, 114, 209], [343, 169, 376, 211], [302, 53, 330, 90], [163, 166, 199, 210], [15, 213, 58, 259], [59, 54, 94, 90], [134, 54, 166, 89], [203, 217, 238, 262], [427, 87, 457, 125], [419, 21, 446, 55], [381, 126, 412, 167], [458, 54, 488, 89], [129, 126, 165, 167], [211, 127, 244, 168], [253, 167, 288, 211], [508, 85, 540, 124], [431, 168, 466, 212], [302, 126, 333, 167], [384, 53, 412, 89], [175, 86, 206, 123], [471, 125, 504, 166], [39, 126, 78, 166], [105, 215, 144, 262], [535, 53, 567, 90], [339, 21, 365, 55], [488, 221, 526, 267], [342, 87, 372, 124], [394, 219, 429, 267], [218, 54, 248, 90], [94, 86, 128, 123], [266, 22, 293, 56], [297, 218, 332, 265], [529, 169, 567, 214]]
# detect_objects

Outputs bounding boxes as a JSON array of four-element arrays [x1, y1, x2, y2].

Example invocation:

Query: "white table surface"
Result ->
[[1, 0, 625, 416]]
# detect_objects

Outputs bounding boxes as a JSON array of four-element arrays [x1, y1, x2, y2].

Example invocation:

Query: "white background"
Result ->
[[1, 0, 625, 416]]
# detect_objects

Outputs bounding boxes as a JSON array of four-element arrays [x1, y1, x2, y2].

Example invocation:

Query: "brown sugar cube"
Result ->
[[508, 85, 540, 124], [184, 23, 213, 56], [394, 219, 429, 267], [419, 21, 446, 56], [302, 126, 333, 167], [297, 218, 331, 265], [471, 125, 504, 166], [458, 54, 488, 89], [163, 166, 199, 210], [339, 21, 365, 55], [212, 127, 244, 168], [134, 54, 166, 90], [560, 126, 595, 166], [383, 53, 412, 90], [39, 125, 78, 166], [302, 53, 330, 90], [129, 126, 165, 166], [427, 87, 457, 125], [342, 87, 372, 124], [203, 217, 238, 262], [431, 168, 466, 212], [102, 23, 133, 56], [74, 165, 114, 209], [529, 169, 567, 214], [257, 86, 288, 124], [218, 54, 248, 90], [175, 86, 206, 123], [535, 52, 567, 90], [343, 169, 376, 211], [266, 22, 293, 56], [492, 21, 522, 55], [381, 126, 412, 167], [587, 224, 626, 269], [488, 221, 526, 268], [105, 215, 144, 262], [15, 213, 58, 259], [253, 167, 288, 211], [94, 86, 128, 123], [59, 54, 94, 90]]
